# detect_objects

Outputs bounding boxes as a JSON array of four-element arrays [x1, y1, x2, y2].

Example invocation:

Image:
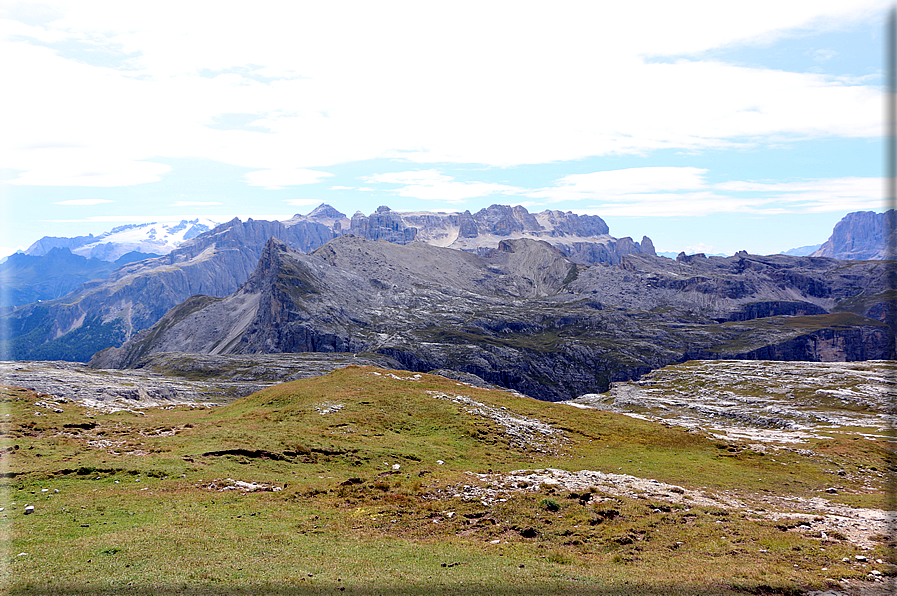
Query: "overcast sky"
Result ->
[[0, 1, 889, 256]]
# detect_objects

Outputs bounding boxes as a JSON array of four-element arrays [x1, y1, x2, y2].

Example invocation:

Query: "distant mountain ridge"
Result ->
[[10, 203, 892, 368], [0, 248, 159, 307], [23, 205, 653, 266], [3, 204, 657, 362], [345, 204, 655, 265], [781, 244, 821, 257], [26, 219, 219, 261]]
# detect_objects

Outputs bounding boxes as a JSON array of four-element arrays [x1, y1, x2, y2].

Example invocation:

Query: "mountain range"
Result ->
[[1, 205, 654, 362], [91, 234, 892, 401], [4, 204, 893, 400]]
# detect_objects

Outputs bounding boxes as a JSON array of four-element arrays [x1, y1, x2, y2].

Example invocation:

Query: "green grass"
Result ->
[[1, 366, 893, 595]]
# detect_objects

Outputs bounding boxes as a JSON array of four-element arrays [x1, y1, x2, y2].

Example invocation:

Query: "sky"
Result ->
[[0, 1, 890, 257]]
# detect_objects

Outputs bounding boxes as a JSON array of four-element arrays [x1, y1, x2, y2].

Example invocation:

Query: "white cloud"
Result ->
[[812, 48, 839, 62], [366, 170, 522, 204], [329, 185, 355, 190], [530, 167, 881, 216], [0, 246, 24, 259], [529, 167, 710, 203], [4, 148, 171, 187], [171, 201, 221, 207], [714, 177, 882, 212], [244, 168, 333, 189], [683, 243, 719, 254], [0, 2, 886, 185], [54, 198, 114, 206]]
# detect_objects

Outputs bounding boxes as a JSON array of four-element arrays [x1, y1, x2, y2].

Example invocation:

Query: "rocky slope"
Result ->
[[812, 210, 895, 260], [573, 359, 894, 441], [92, 235, 892, 401]]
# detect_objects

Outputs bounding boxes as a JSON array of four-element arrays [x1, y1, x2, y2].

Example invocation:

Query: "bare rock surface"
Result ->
[[571, 360, 895, 442], [0, 352, 395, 410]]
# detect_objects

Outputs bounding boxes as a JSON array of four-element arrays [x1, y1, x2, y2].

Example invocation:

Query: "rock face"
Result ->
[[812, 210, 895, 260], [93, 236, 892, 402], [350, 206, 418, 244]]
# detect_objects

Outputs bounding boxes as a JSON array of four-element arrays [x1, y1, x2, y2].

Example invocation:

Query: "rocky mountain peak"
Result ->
[[474, 204, 542, 235], [811, 210, 895, 260], [308, 203, 346, 219]]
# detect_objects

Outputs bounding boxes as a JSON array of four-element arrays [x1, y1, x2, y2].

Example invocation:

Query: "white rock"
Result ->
[[24, 505, 34, 515], [392, 464, 400, 470], [436, 460, 445, 465]]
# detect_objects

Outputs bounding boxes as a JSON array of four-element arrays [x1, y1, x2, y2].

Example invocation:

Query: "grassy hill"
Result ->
[[2, 365, 893, 595]]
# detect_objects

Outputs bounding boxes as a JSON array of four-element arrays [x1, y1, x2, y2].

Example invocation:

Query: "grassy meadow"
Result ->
[[1, 365, 893, 595]]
